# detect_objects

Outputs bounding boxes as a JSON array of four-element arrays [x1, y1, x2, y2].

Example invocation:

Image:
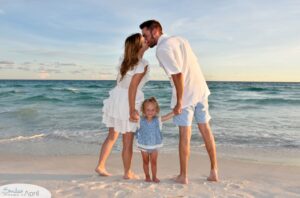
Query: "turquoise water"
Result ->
[[0, 80, 299, 164]]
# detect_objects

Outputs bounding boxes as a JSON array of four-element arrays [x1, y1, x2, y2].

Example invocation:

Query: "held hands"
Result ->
[[173, 102, 182, 115], [129, 109, 140, 122]]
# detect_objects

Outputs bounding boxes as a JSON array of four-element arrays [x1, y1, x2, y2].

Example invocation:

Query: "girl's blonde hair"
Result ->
[[119, 33, 143, 81], [141, 97, 160, 115]]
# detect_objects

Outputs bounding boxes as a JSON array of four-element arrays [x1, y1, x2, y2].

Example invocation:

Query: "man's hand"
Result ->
[[173, 103, 182, 115], [129, 110, 140, 122]]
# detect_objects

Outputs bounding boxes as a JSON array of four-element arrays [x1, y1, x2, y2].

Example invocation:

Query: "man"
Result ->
[[139, 20, 219, 184]]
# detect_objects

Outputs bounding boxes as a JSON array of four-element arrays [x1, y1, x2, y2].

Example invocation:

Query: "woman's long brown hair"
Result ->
[[119, 33, 143, 81]]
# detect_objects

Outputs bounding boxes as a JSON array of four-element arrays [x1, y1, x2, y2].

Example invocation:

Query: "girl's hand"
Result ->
[[161, 111, 175, 122], [129, 110, 140, 122]]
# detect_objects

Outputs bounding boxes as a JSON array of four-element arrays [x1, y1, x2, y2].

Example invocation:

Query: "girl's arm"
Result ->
[[128, 66, 148, 122], [161, 112, 174, 122]]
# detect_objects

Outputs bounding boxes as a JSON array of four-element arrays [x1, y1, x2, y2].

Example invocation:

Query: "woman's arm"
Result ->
[[128, 66, 148, 122], [161, 112, 174, 122]]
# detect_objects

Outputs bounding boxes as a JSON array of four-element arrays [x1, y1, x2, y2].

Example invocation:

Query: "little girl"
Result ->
[[136, 97, 174, 183]]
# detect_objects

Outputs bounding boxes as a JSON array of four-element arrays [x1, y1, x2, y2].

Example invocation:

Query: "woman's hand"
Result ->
[[129, 110, 140, 122]]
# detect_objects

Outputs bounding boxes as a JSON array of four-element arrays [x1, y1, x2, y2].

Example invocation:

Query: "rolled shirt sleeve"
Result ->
[[157, 48, 181, 75]]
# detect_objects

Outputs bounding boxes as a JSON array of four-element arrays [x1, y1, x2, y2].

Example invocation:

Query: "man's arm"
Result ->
[[171, 73, 184, 115]]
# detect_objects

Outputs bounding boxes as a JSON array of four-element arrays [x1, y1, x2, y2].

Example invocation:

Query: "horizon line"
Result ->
[[0, 79, 299, 83]]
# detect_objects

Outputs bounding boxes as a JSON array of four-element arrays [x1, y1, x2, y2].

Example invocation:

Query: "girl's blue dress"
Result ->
[[136, 116, 163, 152]]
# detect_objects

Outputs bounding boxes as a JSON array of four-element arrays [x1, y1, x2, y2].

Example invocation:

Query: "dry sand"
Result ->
[[0, 152, 299, 198]]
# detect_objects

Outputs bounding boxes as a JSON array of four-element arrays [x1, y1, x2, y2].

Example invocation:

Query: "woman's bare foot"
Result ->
[[174, 175, 188, 184], [152, 177, 160, 183], [207, 169, 219, 182], [95, 167, 111, 176], [145, 175, 152, 182], [123, 171, 139, 180]]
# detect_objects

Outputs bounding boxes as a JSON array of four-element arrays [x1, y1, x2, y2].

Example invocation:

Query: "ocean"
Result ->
[[0, 80, 299, 165]]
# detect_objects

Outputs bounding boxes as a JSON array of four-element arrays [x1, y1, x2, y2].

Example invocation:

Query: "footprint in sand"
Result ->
[[222, 180, 245, 190], [55, 187, 79, 197], [229, 183, 243, 189], [114, 190, 130, 197], [71, 180, 77, 184], [89, 184, 108, 190]]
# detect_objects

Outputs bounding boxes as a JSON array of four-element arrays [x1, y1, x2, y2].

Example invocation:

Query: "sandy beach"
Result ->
[[1, 0, 300, 197], [1, 152, 299, 198]]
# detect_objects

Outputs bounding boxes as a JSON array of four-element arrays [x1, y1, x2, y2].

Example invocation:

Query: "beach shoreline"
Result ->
[[1, 152, 299, 198]]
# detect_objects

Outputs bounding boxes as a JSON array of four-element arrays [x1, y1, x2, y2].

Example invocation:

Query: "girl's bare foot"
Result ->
[[207, 169, 219, 182], [123, 171, 139, 180], [174, 175, 188, 184], [152, 177, 160, 183], [95, 167, 111, 176]]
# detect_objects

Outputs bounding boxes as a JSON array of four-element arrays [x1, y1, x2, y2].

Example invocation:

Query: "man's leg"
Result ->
[[195, 100, 219, 182], [176, 126, 191, 184], [198, 123, 219, 181], [173, 106, 194, 184]]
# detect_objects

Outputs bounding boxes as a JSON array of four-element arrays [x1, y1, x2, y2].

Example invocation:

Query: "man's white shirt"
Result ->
[[156, 34, 210, 108]]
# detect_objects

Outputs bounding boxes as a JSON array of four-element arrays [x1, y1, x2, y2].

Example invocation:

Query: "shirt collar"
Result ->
[[157, 34, 168, 47]]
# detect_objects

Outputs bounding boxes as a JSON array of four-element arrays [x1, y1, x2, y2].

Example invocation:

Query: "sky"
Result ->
[[0, 0, 299, 82]]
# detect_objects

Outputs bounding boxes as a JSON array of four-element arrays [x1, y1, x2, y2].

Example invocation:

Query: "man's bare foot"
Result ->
[[207, 169, 219, 182], [95, 167, 111, 176], [123, 171, 139, 180], [174, 175, 188, 184], [152, 177, 160, 183]]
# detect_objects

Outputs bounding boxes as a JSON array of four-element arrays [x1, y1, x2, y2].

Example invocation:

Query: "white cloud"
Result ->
[[17, 66, 31, 71]]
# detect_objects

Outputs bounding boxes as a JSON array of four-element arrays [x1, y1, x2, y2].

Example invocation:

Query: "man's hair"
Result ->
[[139, 20, 163, 33]]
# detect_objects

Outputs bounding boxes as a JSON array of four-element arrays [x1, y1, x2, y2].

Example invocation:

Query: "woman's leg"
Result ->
[[150, 150, 160, 183], [95, 128, 119, 176], [141, 151, 151, 182], [122, 132, 138, 179]]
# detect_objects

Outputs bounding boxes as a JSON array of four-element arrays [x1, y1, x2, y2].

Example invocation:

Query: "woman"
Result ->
[[95, 33, 149, 179]]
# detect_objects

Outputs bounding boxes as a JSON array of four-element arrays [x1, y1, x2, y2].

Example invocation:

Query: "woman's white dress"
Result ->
[[102, 58, 149, 133]]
